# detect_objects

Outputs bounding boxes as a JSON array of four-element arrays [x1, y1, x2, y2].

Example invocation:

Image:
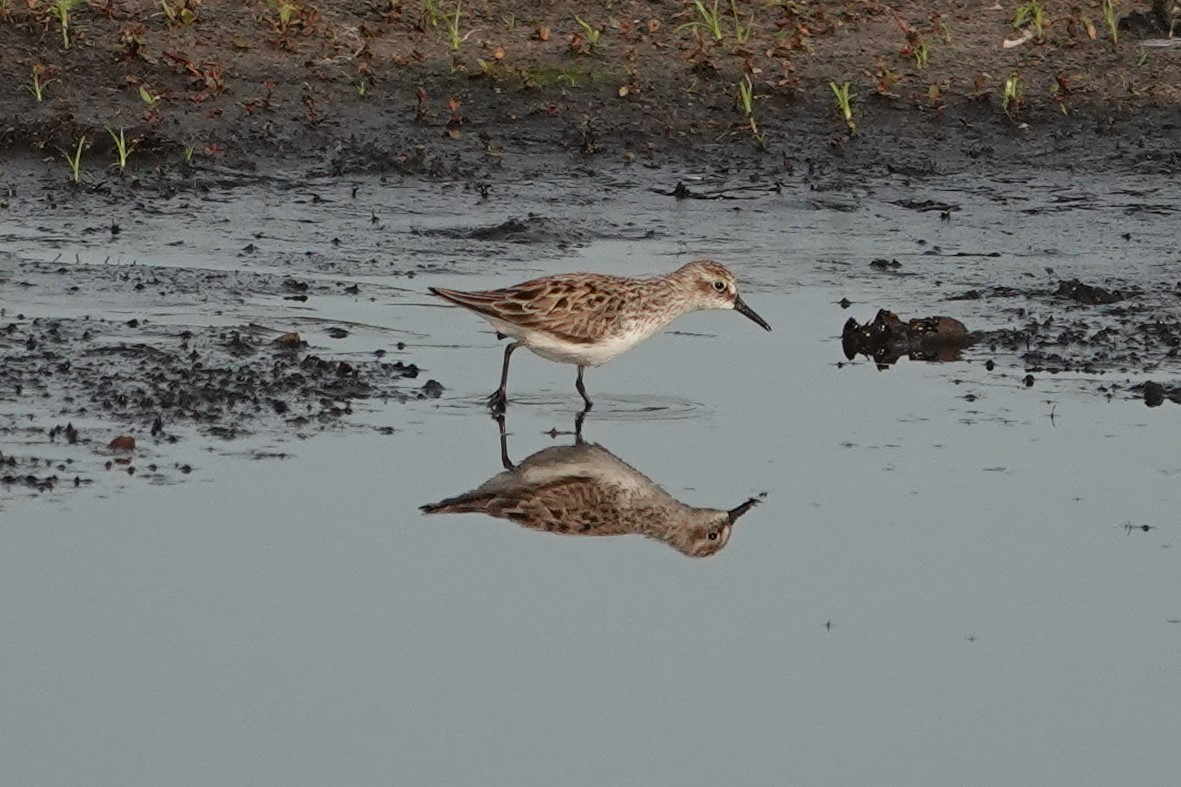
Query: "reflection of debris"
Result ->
[[892, 198, 959, 213], [842, 309, 973, 366], [1134, 380, 1181, 407], [869, 257, 902, 270], [1122, 521, 1157, 535], [1054, 279, 1123, 305]]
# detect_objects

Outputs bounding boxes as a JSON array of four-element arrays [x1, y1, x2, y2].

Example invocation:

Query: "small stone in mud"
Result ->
[[419, 379, 445, 399], [1024, 374, 1035, 388], [110, 435, 136, 451], [275, 331, 304, 348], [985, 360, 995, 371], [869, 258, 902, 270], [839, 297, 852, 309], [284, 295, 309, 302], [326, 327, 349, 339]]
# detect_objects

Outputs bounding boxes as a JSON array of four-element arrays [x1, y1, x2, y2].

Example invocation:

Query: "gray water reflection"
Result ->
[[422, 415, 760, 557], [2, 168, 1181, 786]]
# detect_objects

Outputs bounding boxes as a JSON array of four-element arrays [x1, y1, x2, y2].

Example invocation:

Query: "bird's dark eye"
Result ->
[[707, 531, 719, 540], [713, 280, 726, 292]]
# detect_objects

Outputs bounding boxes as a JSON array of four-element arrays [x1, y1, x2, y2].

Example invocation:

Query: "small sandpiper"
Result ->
[[428, 260, 771, 412]]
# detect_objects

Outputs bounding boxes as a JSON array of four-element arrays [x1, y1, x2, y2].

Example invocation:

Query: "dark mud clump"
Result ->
[[1, 316, 434, 438], [1054, 279, 1124, 306], [1132, 381, 1181, 407], [852, 275, 1181, 405], [1, 256, 441, 504], [969, 278, 1179, 381], [842, 309, 974, 366]]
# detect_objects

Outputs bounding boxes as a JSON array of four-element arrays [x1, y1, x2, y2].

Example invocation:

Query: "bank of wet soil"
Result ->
[[843, 274, 1181, 401], [0, 1, 1179, 185], [0, 254, 440, 505]]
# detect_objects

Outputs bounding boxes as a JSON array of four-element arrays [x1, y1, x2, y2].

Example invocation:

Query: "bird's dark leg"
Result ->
[[495, 413, 516, 470], [575, 365, 593, 410], [574, 406, 588, 445], [488, 341, 520, 413]]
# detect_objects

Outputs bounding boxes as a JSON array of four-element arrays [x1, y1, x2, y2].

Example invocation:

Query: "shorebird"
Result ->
[[420, 423, 760, 557], [428, 260, 771, 412]]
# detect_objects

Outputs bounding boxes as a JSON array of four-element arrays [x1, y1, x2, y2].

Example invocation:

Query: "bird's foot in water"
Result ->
[[487, 388, 508, 414]]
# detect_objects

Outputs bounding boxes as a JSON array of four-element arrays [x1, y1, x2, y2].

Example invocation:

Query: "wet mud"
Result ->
[[959, 278, 1180, 382], [844, 273, 1181, 402], [1, 255, 439, 505], [1, 0, 1180, 191]]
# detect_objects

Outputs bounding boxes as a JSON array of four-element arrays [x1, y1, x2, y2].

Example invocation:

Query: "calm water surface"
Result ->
[[2, 169, 1180, 785]]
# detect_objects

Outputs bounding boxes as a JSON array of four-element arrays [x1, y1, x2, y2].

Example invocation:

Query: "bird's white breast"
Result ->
[[486, 316, 657, 367]]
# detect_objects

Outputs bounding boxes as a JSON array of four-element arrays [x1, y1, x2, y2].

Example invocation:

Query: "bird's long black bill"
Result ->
[[734, 295, 772, 332], [728, 498, 760, 523]]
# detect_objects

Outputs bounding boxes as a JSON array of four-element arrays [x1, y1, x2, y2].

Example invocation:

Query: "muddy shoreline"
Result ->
[[1, 1, 1179, 186]]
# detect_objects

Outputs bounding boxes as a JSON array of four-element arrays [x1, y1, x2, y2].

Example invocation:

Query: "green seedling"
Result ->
[[1013, 0, 1048, 41], [1102, 0, 1119, 45], [736, 75, 754, 115], [270, 0, 300, 34], [421, 0, 441, 28], [183, 143, 196, 165], [677, 0, 725, 41], [47, 0, 81, 49], [62, 135, 86, 184], [1002, 71, 1023, 114], [574, 16, 602, 51], [356, 79, 368, 98], [105, 126, 136, 173], [25, 65, 56, 102], [138, 85, 162, 107], [913, 36, 929, 69], [445, 1, 463, 51], [0, 0, 10, 19], [160, 0, 196, 25], [735, 76, 760, 138], [830, 81, 855, 132], [730, 0, 754, 42]]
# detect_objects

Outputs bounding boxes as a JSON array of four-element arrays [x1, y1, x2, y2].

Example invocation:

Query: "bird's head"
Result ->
[[677, 260, 772, 332]]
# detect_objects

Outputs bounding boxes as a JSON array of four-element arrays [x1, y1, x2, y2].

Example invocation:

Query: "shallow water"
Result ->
[[3, 168, 1181, 785]]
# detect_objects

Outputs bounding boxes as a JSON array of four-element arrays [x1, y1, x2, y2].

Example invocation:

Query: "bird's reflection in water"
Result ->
[[421, 414, 760, 557]]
